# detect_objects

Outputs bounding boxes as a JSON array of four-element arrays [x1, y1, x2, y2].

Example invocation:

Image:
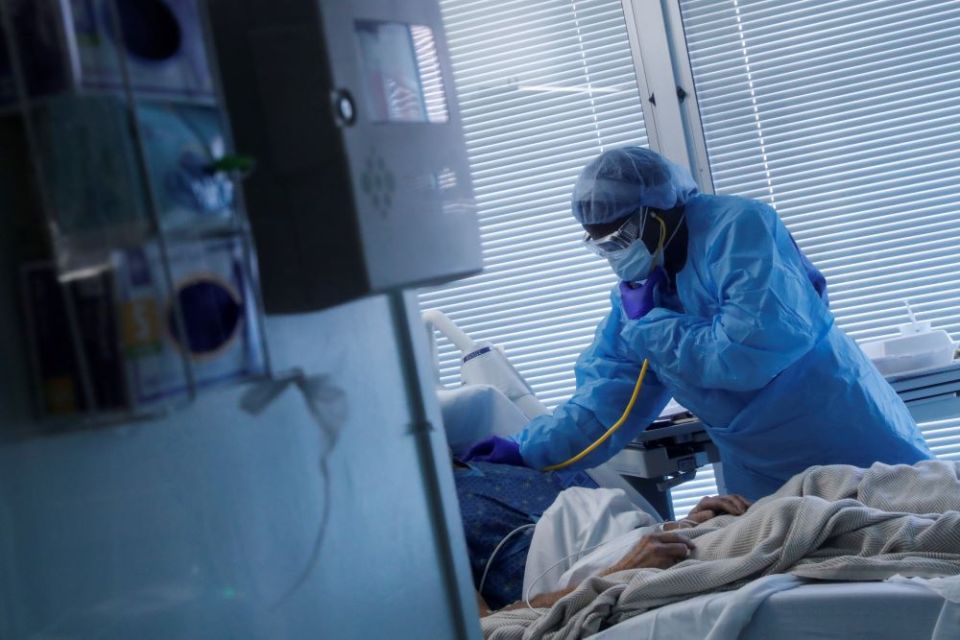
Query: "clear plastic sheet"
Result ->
[[1, 0, 267, 422]]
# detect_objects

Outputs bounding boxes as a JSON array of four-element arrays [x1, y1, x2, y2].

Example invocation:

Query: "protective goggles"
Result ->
[[581, 207, 649, 257]]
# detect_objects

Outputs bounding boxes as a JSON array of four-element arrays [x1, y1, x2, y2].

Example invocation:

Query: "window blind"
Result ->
[[678, 0, 960, 471], [421, 0, 648, 409], [672, 0, 960, 515]]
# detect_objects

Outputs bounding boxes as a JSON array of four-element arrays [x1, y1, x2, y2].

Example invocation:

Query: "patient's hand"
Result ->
[[602, 532, 696, 573], [682, 494, 752, 526], [490, 533, 696, 615]]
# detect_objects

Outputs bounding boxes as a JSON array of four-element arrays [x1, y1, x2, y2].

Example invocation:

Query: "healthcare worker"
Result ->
[[467, 146, 932, 499]]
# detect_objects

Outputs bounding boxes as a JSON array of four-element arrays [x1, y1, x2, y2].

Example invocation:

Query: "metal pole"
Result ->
[[387, 289, 477, 640]]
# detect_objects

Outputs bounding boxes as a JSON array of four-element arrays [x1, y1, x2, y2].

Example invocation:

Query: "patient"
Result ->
[[453, 457, 750, 616], [441, 387, 960, 637], [443, 385, 751, 612], [478, 460, 960, 640]]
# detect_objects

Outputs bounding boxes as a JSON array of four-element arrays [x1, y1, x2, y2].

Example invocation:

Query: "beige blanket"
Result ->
[[482, 461, 960, 640]]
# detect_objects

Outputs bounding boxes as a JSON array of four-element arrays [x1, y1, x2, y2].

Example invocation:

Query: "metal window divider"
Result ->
[[195, 0, 274, 381], [620, 0, 717, 194]]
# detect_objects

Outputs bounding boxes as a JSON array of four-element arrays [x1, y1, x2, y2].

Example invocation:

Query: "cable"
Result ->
[[273, 456, 332, 606], [239, 372, 346, 607], [479, 523, 537, 598], [541, 213, 685, 472], [542, 359, 650, 471], [522, 531, 633, 612]]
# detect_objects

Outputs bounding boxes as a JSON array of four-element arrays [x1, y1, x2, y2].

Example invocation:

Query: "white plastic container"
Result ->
[[860, 323, 956, 377]]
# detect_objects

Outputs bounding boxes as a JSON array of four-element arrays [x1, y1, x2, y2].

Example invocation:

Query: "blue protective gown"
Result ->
[[516, 194, 932, 499]]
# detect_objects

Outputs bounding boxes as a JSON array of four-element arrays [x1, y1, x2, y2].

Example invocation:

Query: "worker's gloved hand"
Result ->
[[619, 267, 666, 320], [463, 436, 525, 466]]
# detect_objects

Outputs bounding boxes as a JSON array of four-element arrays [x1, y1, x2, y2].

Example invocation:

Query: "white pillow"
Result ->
[[437, 384, 529, 455]]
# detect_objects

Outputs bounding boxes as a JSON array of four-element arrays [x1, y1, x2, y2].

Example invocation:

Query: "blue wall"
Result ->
[[0, 240, 479, 638]]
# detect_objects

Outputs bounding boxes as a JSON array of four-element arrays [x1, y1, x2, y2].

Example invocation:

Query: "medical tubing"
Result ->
[[541, 359, 650, 471], [479, 523, 537, 598], [540, 214, 673, 472], [422, 309, 477, 354]]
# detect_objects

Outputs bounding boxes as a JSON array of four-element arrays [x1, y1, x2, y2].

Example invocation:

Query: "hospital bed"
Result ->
[[439, 384, 958, 638], [436, 374, 960, 639], [430, 310, 960, 637], [591, 577, 956, 640]]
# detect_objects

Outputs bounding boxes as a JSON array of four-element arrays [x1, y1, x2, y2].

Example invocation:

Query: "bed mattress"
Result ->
[[590, 578, 948, 639]]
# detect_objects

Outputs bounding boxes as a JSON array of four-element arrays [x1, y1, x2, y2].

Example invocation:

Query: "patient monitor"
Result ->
[[206, 0, 482, 313]]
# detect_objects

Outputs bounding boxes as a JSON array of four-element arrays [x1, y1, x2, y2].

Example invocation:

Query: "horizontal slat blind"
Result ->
[[677, 0, 960, 489], [669, 468, 719, 516], [421, 0, 648, 408]]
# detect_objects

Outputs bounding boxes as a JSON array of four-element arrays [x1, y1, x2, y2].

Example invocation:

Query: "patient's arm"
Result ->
[[496, 585, 579, 612], [476, 586, 580, 615], [483, 532, 695, 615], [477, 496, 750, 617], [474, 590, 492, 617]]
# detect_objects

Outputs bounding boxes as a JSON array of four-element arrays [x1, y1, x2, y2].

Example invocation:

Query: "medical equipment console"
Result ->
[[206, 0, 482, 313]]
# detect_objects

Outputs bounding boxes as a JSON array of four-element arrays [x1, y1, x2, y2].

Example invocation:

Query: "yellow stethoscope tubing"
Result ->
[[542, 213, 667, 472]]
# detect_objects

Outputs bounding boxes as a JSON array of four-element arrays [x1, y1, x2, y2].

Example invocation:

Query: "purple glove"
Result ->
[[463, 436, 525, 466], [619, 267, 666, 319]]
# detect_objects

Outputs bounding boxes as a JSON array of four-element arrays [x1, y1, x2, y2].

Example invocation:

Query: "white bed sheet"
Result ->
[[590, 579, 948, 640]]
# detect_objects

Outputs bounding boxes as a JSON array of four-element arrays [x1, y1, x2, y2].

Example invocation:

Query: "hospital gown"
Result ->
[[516, 194, 932, 499], [453, 461, 597, 609]]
